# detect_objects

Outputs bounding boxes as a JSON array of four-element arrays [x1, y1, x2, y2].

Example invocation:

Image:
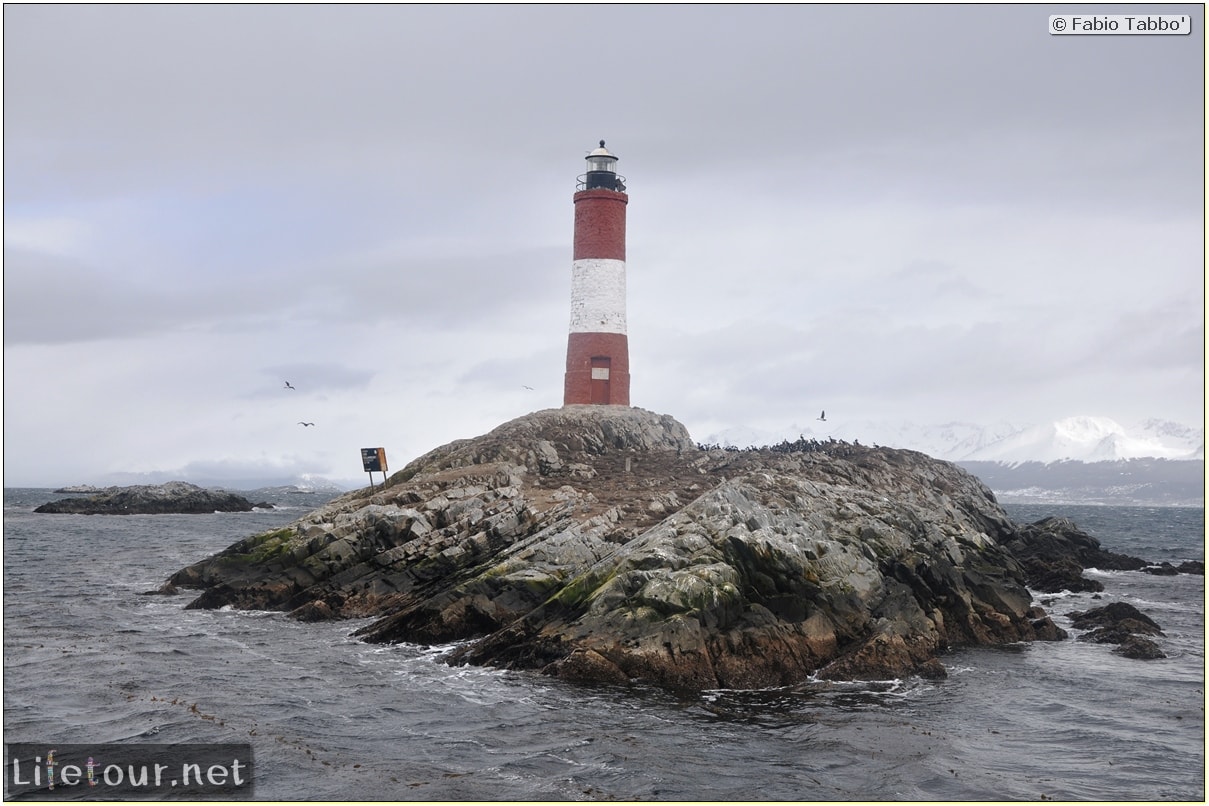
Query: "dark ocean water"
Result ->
[[3, 490, 1204, 801]]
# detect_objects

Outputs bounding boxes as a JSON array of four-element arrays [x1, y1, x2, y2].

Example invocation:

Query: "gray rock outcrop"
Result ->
[[36, 481, 262, 515], [163, 407, 1065, 690], [1000, 516, 1148, 594], [1069, 601, 1167, 660]]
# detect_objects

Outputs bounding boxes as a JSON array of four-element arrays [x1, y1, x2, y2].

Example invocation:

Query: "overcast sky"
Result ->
[[4, 4, 1204, 488]]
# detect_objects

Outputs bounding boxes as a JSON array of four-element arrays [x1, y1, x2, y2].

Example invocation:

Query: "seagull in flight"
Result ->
[[298, 421, 315, 427], [284, 381, 295, 390], [817, 411, 827, 422], [522, 385, 534, 391]]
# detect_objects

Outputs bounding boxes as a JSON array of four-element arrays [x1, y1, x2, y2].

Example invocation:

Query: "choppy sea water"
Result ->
[[3, 490, 1204, 801]]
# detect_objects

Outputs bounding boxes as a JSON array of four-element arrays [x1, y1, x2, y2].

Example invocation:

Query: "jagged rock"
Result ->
[[1069, 602, 1167, 659], [999, 516, 1146, 593], [1027, 605, 1068, 641], [1114, 635, 1166, 660], [35, 481, 257, 515], [163, 407, 1067, 691], [1070, 601, 1163, 633], [1001, 520, 1183, 662]]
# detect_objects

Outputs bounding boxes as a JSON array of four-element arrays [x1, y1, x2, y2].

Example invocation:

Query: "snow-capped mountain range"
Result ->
[[701, 416, 1204, 465]]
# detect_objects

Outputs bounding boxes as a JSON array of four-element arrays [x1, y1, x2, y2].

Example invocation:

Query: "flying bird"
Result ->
[[284, 381, 295, 390], [818, 411, 826, 422], [523, 385, 534, 391], [298, 421, 314, 427]]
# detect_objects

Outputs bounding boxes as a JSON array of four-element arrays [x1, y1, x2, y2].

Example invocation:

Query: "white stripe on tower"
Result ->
[[564, 141, 630, 406], [568, 259, 626, 334]]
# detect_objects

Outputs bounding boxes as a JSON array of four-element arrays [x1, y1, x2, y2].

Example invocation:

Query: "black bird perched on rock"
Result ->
[[284, 381, 295, 390], [298, 421, 314, 427]]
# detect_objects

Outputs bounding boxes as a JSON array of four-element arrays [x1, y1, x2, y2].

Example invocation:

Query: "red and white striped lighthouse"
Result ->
[[564, 141, 630, 406]]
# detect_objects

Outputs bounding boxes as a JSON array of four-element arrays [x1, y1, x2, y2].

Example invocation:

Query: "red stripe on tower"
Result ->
[[564, 141, 630, 406]]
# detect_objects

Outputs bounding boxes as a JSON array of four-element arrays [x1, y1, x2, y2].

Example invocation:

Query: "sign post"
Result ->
[[360, 447, 388, 489]]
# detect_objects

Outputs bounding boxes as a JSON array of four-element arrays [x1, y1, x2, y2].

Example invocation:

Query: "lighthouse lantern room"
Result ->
[[564, 141, 630, 406], [581, 144, 625, 191]]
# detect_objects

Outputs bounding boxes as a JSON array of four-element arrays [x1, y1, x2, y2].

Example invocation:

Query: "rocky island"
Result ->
[[160, 406, 1097, 691], [36, 481, 268, 515]]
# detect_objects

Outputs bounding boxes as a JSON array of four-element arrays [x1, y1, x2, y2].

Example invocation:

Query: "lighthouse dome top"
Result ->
[[587, 140, 616, 159]]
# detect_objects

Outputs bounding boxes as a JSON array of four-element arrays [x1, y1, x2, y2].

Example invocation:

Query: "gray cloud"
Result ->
[[4, 3, 1202, 486]]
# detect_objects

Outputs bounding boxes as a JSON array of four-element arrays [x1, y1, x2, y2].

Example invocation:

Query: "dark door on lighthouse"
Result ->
[[590, 357, 611, 404]]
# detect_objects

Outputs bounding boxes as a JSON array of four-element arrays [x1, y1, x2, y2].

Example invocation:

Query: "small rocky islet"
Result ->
[[158, 406, 1184, 692], [35, 481, 270, 515]]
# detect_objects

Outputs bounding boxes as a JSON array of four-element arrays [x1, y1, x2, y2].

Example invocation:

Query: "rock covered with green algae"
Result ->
[[163, 406, 1063, 691]]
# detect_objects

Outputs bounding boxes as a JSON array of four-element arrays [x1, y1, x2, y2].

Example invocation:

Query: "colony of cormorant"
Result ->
[[696, 435, 867, 458]]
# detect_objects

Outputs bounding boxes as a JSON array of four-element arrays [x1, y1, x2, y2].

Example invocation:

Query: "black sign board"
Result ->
[[361, 448, 387, 473]]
